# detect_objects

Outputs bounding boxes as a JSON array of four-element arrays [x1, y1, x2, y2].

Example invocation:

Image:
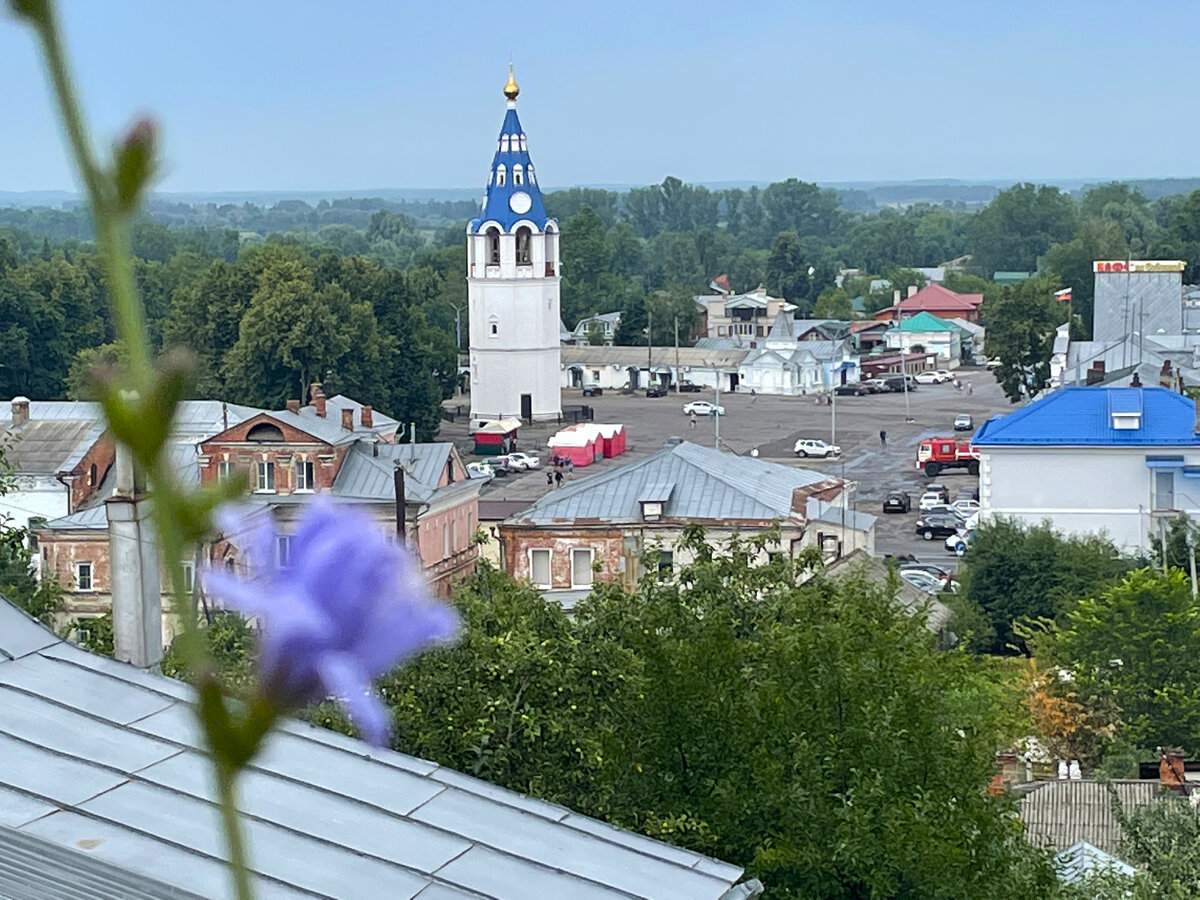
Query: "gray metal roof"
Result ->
[[512, 443, 829, 525], [0, 418, 102, 475], [332, 442, 458, 504], [1052, 839, 1136, 884], [0, 600, 750, 899], [1020, 780, 1161, 856]]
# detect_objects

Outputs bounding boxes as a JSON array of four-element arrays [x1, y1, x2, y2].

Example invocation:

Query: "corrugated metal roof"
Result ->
[[514, 443, 828, 525], [0, 824, 207, 899], [1021, 780, 1161, 855], [0, 600, 748, 899], [973, 386, 1200, 447], [332, 442, 457, 504], [0, 419, 101, 474], [1052, 840, 1136, 884]]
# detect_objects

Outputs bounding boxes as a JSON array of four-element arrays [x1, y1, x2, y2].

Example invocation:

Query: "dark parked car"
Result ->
[[677, 381, 703, 393], [582, 385, 603, 397], [882, 490, 911, 513], [834, 384, 867, 396], [645, 386, 667, 398], [914, 512, 962, 540]]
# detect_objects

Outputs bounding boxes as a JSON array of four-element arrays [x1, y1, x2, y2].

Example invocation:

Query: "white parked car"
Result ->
[[934, 369, 952, 381], [953, 413, 974, 431], [913, 370, 942, 384], [950, 498, 980, 516], [684, 400, 724, 416], [918, 488, 951, 511], [793, 438, 842, 458], [466, 462, 493, 479], [900, 568, 944, 593], [503, 452, 542, 470]]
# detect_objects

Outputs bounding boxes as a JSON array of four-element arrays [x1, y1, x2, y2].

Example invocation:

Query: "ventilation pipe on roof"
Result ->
[[907, 285, 918, 298], [310, 382, 327, 417], [106, 442, 162, 669], [11, 396, 29, 426]]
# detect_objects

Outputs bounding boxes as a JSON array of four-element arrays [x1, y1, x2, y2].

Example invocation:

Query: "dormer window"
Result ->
[[513, 164, 524, 186], [1108, 390, 1143, 430], [515, 226, 532, 266], [486, 226, 500, 264], [638, 483, 674, 521]]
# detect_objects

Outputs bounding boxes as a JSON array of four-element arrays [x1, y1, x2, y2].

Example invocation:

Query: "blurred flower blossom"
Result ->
[[202, 498, 458, 743]]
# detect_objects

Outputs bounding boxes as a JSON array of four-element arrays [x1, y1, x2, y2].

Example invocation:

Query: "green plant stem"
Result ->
[[215, 765, 255, 900]]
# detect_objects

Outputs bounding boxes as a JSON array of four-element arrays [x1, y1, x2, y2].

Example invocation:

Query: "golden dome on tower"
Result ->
[[503, 64, 519, 101]]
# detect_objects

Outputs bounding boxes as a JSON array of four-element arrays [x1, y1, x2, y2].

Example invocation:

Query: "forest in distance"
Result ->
[[5, 173, 1200, 432]]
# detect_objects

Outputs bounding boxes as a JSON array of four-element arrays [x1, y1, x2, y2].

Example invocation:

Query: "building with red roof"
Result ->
[[873, 283, 984, 323]]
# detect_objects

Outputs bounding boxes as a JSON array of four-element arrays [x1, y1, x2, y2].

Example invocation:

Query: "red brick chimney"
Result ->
[[361, 405, 373, 429], [1161, 748, 1187, 791], [286, 399, 300, 414], [341, 408, 354, 431], [11, 396, 30, 427], [310, 383, 326, 418]]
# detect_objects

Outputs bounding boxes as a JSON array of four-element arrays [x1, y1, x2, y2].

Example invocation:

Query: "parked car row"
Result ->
[[466, 452, 543, 480], [913, 369, 953, 384]]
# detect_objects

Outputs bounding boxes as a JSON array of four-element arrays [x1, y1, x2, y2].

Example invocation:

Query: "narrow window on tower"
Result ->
[[513, 164, 523, 186], [516, 226, 532, 266], [496, 165, 506, 186], [501, 135, 509, 152], [486, 227, 500, 264], [489, 316, 499, 337], [528, 166, 536, 185]]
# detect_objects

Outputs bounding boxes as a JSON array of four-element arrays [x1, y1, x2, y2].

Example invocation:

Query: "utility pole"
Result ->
[[1188, 527, 1198, 600], [674, 316, 680, 390], [714, 379, 721, 450], [647, 307, 653, 391]]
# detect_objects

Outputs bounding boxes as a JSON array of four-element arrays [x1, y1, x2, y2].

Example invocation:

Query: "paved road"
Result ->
[[442, 367, 1015, 566]]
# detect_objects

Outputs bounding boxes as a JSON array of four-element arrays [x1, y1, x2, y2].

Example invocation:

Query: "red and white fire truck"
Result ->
[[915, 436, 979, 477]]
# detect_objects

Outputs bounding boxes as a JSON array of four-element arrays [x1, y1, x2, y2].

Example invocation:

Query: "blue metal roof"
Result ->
[[469, 106, 551, 233], [972, 386, 1200, 447]]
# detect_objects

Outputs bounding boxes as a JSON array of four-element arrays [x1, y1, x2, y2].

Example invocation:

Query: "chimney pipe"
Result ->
[[310, 382, 326, 418], [341, 408, 354, 431], [907, 285, 918, 298], [394, 462, 406, 540], [1160, 748, 1186, 791], [11, 396, 29, 427], [361, 405, 373, 428], [286, 399, 300, 414]]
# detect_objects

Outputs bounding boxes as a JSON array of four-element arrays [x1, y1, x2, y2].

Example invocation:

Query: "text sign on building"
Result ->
[[1093, 260, 1187, 273]]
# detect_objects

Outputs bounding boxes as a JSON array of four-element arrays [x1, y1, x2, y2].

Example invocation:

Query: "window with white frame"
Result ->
[[496, 164, 506, 186], [294, 459, 314, 492], [571, 548, 593, 588], [500, 135, 509, 152], [181, 560, 195, 594], [442, 522, 451, 560], [256, 460, 275, 492], [1155, 469, 1176, 510], [276, 535, 293, 569], [529, 548, 552, 588], [528, 166, 536, 184], [74, 561, 93, 591], [217, 459, 234, 482], [513, 164, 523, 185]]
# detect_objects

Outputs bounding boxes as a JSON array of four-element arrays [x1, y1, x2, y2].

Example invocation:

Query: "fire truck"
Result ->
[[915, 436, 979, 477]]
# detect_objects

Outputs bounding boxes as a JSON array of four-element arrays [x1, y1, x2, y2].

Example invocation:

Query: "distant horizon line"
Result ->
[[2, 174, 1199, 204]]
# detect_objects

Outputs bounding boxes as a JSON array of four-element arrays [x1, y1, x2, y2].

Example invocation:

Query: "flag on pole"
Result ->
[[1054, 287, 1072, 302]]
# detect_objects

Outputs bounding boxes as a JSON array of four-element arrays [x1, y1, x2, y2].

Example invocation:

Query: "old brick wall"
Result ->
[[500, 525, 625, 589], [200, 413, 349, 493]]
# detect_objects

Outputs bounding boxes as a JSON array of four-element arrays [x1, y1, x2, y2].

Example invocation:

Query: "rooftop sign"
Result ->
[[1093, 260, 1187, 273]]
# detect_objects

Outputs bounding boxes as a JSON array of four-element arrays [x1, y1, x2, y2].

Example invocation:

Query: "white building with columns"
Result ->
[[467, 68, 563, 424]]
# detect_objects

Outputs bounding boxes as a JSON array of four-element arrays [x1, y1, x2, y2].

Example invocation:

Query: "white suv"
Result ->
[[793, 439, 842, 458]]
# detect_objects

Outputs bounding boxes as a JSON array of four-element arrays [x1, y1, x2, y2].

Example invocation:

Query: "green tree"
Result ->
[[984, 275, 1064, 402], [965, 183, 1077, 277], [1039, 568, 1200, 752], [812, 286, 853, 319], [1043, 218, 1128, 339], [957, 516, 1132, 654], [765, 231, 808, 304]]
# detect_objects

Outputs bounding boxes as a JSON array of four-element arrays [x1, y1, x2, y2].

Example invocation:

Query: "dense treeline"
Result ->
[[7, 175, 1200, 428]]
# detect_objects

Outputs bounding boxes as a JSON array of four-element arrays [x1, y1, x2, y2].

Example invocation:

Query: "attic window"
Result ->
[[638, 482, 674, 521], [246, 422, 285, 442], [1111, 412, 1142, 430], [640, 501, 664, 521]]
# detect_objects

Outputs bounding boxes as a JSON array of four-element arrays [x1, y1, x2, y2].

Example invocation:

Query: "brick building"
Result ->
[[499, 442, 875, 606]]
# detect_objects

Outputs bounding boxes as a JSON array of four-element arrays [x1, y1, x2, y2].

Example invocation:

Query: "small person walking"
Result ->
[[879, 429, 887, 447], [554, 469, 564, 488], [546, 470, 554, 487], [689, 412, 697, 429]]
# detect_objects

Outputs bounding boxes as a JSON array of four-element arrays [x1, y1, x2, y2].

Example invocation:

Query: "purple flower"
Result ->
[[202, 498, 458, 744]]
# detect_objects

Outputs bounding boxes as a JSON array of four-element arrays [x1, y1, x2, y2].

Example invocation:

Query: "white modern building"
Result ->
[[973, 385, 1200, 551], [466, 68, 562, 423]]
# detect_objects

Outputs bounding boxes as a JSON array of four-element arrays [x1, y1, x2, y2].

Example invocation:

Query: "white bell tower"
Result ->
[[467, 66, 562, 424]]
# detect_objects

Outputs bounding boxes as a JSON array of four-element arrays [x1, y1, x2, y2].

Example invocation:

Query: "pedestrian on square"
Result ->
[[546, 470, 554, 487], [554, 469, 564, 487], [967, 382, 973, 395], [879, 429, 887, 447], [689, 412, 697, 429]]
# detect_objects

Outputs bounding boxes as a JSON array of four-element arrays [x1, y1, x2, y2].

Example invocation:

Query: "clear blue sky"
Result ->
[[2, 0, 1197, 193]]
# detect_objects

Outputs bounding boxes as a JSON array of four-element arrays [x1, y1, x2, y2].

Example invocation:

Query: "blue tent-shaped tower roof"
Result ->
[[469, 71, 552, 233]]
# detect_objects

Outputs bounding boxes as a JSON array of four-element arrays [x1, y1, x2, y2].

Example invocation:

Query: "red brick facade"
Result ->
[[199, 414, 350, 494]]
